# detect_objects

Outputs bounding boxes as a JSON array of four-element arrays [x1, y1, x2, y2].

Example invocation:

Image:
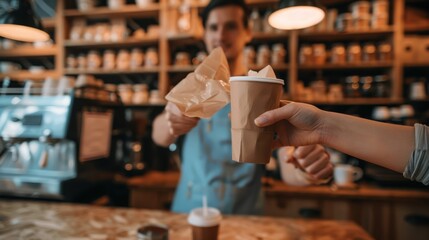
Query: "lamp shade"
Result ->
[[269, 0, 325, 30], [0, 0, 49, 42]]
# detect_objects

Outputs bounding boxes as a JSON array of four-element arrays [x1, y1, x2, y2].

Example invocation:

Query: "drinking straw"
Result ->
[[202, 195, 208, 216]]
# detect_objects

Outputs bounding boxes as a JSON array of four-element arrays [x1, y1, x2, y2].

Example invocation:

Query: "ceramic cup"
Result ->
[[334, 164, 363, 187]]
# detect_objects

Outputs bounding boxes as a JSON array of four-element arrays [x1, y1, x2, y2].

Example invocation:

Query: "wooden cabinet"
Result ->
[[264, 182, 429, 240], [393, 202, 429, 240]]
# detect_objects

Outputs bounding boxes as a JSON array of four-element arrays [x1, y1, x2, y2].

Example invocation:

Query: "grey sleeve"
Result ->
[[403, 123, 429, 185]]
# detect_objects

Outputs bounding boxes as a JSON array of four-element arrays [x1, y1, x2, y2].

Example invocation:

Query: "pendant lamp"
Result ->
[[269, 0, 325, 30], [0, 0, 49, 42]]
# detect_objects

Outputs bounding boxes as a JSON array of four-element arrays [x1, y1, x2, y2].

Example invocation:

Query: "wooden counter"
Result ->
[[0, 200, 373, 239], [120, 171, 429, 240]]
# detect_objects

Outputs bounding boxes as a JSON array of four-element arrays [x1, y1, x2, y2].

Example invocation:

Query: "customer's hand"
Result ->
[[165, 102, 200, 136], [291, 145, 333, 180], [254, 102, 326, 148]]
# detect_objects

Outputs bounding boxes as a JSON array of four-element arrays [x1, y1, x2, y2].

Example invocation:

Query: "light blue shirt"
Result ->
[[171, 105, 265, 215]]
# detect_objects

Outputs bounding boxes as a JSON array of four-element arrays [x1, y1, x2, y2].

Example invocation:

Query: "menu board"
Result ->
[[79, 111, 113, 162]]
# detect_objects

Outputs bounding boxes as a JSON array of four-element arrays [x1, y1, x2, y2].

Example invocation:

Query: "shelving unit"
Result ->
[[0, 0, 428, 108], [64, 38, 159, 49], [0, 46, 58, 58]]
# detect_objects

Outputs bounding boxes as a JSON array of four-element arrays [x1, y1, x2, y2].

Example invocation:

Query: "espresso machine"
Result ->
[[0, 89, 119, 202]]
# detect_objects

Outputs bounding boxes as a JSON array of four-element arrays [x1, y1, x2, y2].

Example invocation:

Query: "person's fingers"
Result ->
[[168, 121, 198, 136], [294, 146, 324, 168], [303, 154, 330, 175], [254, 102, 295, 127], [293, 145, 317, 159], [312, 163, 333, 180]]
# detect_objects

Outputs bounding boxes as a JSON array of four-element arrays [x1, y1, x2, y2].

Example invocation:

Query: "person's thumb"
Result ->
[[254, 102, 294, 127]]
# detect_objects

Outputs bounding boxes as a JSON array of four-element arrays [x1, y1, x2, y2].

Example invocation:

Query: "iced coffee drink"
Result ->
[[188, 207, 222, 240]]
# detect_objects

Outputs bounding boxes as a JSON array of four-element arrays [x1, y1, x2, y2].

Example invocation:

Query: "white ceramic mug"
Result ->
[[334, 164, 363, 186]]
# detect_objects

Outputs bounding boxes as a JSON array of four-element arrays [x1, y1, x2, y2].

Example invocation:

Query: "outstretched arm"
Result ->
[[255, 102, 415, 173]]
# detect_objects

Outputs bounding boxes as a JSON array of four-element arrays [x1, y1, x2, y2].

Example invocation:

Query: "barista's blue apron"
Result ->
[[171, 105, 264, 215]]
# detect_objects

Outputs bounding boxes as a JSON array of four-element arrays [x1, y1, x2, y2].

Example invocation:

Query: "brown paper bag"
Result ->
[[165, 47, 230, 118]]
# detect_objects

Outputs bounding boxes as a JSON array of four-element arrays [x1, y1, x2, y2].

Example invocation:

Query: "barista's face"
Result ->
[[204, 5, 251, 62]]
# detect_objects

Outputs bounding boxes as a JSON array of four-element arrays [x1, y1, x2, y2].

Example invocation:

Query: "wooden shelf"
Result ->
[[403, 62, 429, 68], [305, 98, 403, 106], [167, 33, 203, 42], [298, 62, 393, 70], [252, 32, 289, 41], [41, 17, 56, 30], [65, 38, 159, 49], [167, 65, 196, 73], [299, 28, 394, 41], [123, 103, 166, 108], [193, 0, 278, 10], [0, 46, 57, 58], [0, 70, 59, 80], [404, 24, 429, 33], [64, 4, 160, 18], [249, 64, 289, 71], [65, 67, 160, 75]]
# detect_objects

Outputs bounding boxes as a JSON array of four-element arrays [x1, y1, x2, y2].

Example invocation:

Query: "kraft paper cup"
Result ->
[[230, 76, 284, 164], [188, 207, 222, 240]]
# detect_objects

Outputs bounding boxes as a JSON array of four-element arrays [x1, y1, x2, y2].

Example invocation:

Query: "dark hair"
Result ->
[[200, 0, 250, 29]]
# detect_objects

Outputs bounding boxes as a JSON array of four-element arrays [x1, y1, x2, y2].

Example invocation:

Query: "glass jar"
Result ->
[[103, 49, 116, 70], [177, 5, 191, 33], [117, 49, 130, 70], [336, 13, 353, 32], [374, 75, 390, 98], [263, 9, 275, 33], [353, 14, 370, 31], [313, 44, 327, 65], [133, 84, 149, 104], [299, 45, 313, 64], [174, 52, 191, 66], [145, 48, 159, 67], [87, 50, 102, 69], [344, 75, 361, 98], [378, 42, 392, 61], [104, 84, 118, 102], [77, 53, 87, 69], [257, 45, 270, 66], [192, 51, 207, 65], [360, 76, 374, 97], [363, 43, 377, 62], [347, 43, 362, 63], [271, 43, 286, 65], [130, 48, 145, 69], [243, 46, 256, 67], [66, 54, 77, 69], [371, 14, 389, 29], [249, 8, 262, 33], [149, 90, 164, 104], [108, 0, 125, 9], [118, 84, 133, 104], [350, 1, 370, 18], [331, 43, 346, 64]]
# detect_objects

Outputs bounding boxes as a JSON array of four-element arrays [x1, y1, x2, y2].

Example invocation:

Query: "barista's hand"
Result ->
[[165, 102, 200, 137], [290, 145, 333, 180], [255, 102, 326, 148]]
